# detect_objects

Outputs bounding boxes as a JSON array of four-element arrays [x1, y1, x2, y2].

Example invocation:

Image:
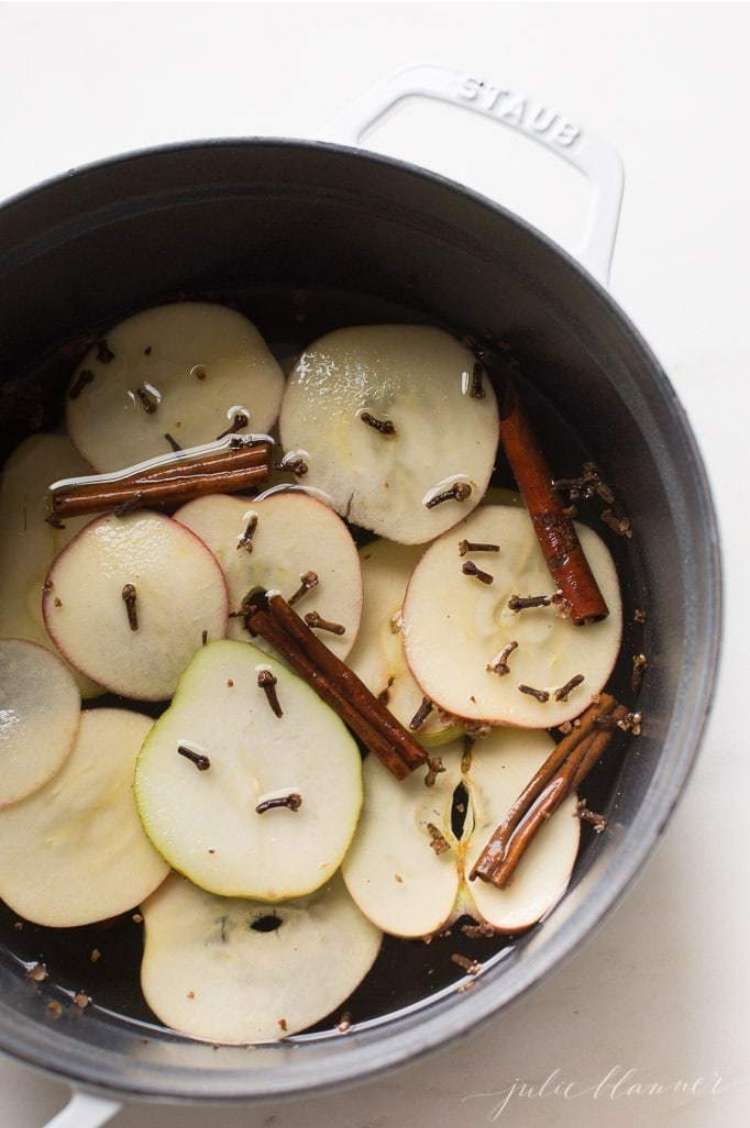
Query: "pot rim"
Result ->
[[0, 136, 723, 1103]]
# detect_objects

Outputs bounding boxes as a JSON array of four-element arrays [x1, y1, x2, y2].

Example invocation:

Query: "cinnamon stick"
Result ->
[[267, 594, 427, 771], [469, 694, 616, 882], [499, 383, 609, 624], [247, 607, 411, 780]]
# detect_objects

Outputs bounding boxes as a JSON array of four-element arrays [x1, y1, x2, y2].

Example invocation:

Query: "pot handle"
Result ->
[[44, 1090, 121, 1128], [323, 63, 624, 286]]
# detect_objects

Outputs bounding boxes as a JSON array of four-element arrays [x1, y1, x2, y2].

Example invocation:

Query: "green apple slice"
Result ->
[[463, 728, 580, 931], [66, 302, 284, 472], [279, 325, 498, 544], [43, 511, 228, 701], [0, 639, 80, 807], [346, 539, 461, 746], [342, 743, 464, 938], [0, 709, 168, 926], [140, 872, 381, 1043], [402, 505, 622, 728], [135, 640, 363, 900], [175, 491, 362, 660], [0, 434, 102, 696]]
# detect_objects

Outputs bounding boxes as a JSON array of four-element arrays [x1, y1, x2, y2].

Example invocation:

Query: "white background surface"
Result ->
[[0, 2, 747, 1126]]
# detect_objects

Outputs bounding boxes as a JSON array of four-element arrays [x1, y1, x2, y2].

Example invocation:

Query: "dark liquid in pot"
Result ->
[[0, 286, 645, 1042]]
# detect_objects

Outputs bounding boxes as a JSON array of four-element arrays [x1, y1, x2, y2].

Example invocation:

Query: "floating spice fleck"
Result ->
[[576, 799, 607, 833], [144, 346, 152, 356], [554, 673, 585, 702], [190, 365, 207, 381], [469, 361, 486, 399], [486, 640, 518, 676], [601, 508, 633, 538], [201, 629, 208, 646], [132, 912, 143, 924], [409, 696, 434, 731], [336, 1012, 352, 1033], [47, 1001, 63, 1019], [634, 608, 647, 624], [278, 1018, 288, 1033], [618, 710, 643, 735], [256, 792, 302, 814], [450, 953, 481, 975], [54, 597, 63, 608], [427, 822, 450, 855], [632, 653, 647, 692], [73, 991, 91, 1010], [462, 560, 493, 585], [90, 949, 101, 963], [237, 514, 258, 553], [461, 921, 497, 939], [257, 669, 282, 717], [177, 744, 211, 771], [69, 369, 95, 399], [216, 411, 249, 440], [518, 684, 550, 703], [360, 411, 396, 436], [121, 583, 138, 631], [135, 385, 159, 414], [304, 611, 345, 636], [508, 593, 551, 611], [164, 432, 182, 452], [425, 481, 472, 509], [96, 339, 115, 364], [26, 962, 48, 983], [458, 539, 500, 557], [289, 570, 319, 607]]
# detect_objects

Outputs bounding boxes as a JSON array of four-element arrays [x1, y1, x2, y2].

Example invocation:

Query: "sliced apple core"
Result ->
[[42, 511, 227, 701], [342, 744, 464, 938], [0, 639, 80, 807], [141, 872, 381, 1043], [279, 325, 499, 544], [66, 302, 284, 472], [463, 728, 580, 931], [346, 539, 461, 746], [403, 506, 622, 727], [175, 491, 362, 660], [0, 709, 168, 926], [135, 640, 363, 900], [0, 434, 102, 696]]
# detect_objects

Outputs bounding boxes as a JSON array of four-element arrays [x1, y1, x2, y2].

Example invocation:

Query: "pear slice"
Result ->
[[43, 511, 228, 701], [135, 640, 363, 900], [0, 639, 80, 807], [175, 491, 362, 660], [463, 728, 580, 932], [0, 709, 168, 926], [346, 539, 461, 746], [0, 434, 102, 696], [140, 872, 381, 1044], [402, 506, 622, 728], [66, 302, 284, 472], [342, 744, 464, 938], [279, 325, 498, 544]]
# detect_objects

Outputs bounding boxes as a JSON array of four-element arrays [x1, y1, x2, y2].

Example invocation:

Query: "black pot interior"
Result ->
[[0, 141, 719, 1098]]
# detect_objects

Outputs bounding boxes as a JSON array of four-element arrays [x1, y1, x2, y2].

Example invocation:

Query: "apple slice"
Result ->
[[279, 325, 498, 544], [66, 302, 284, 472], [463, 728, 580, 932], [0, 434, 102, 696], [342, 743, 464, 938], [175, 491, 362, 660], [135, 640, 363, 900], [402, 505, 622, 728], [0, 709, 168, 926], [0, 639, 80, 807], [43, 511, 228, 701], [346, 539, 461, 746], [140, 872, 381, 1044]]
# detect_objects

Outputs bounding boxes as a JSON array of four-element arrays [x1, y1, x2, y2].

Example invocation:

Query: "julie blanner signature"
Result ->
[[463, 1066, 726, 1120]]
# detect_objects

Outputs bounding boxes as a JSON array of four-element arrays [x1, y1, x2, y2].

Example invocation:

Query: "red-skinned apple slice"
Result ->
[[462, 728, 580, 932], [43, 511, 228, 701], [66, 302, 284, 472], [135, 640, 363, 900], [342, 743, 464, 938], [0, 434, 102, 696], [279, 325, 498, 544], [402, 506, 622, 728], [175, 491, 362, 660], [346, 539, 461, 746], [140, 873, 381, 1044], [0, 639, 80, 807], [0, 709, 168, 926]]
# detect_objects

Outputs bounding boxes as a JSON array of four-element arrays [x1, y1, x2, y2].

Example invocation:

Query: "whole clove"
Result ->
[[425, 481, 472, 509], [289, 570, 319, 607], [518, 684, 550, 703], [177, 745, 211, 771], [121, 583, 138, 631], [508, 593, 551, 611], [256, 792, 302, 814], [486, 640, 518, 676], [462, 560, 494, 585], [554, 674, 585, 702], [458, 539, 500, 556], [409, 697, 434, 731], [304, 611, 346, 636], [257, 669, 283, 717], [360, 411, 396, 436]]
